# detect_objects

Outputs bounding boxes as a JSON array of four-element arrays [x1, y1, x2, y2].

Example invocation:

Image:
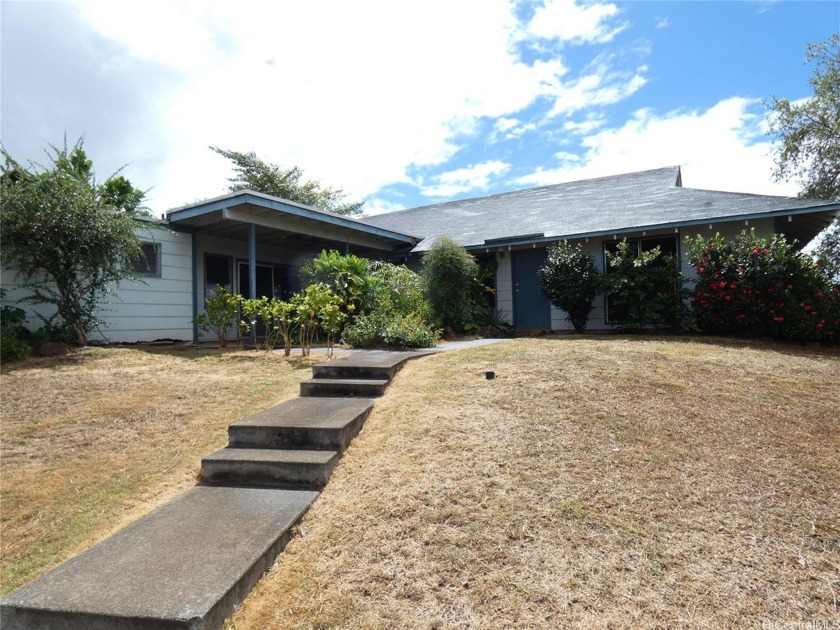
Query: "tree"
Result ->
[[0, 138, 147, 346], [766, 34, 840, 200], [538, 241, 601, 332], [420, 236, 482, 333], [211, 146, 364, 216]]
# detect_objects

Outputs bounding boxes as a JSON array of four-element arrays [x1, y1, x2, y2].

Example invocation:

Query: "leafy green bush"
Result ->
[[240, 295, 297, 355], [337, 261, 436, 349], [1, 139, 147, 346], [367, 260, 429, 319], [604, 239, 689, 331], [1, 294, 30, 361], [343, 311, 438, 349], [291, 283, 344, 356], [382, 313, 439, 349], [477, 308, 513, 338], [685, 229, 839, 342], [538, 241, 602, 332], [420, 236, 482, 333], [299, 250, 372, 321], [194, 286, 244, 347], [340, 312, 383, 348]]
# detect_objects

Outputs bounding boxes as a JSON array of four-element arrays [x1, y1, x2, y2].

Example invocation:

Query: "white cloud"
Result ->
[[492, 117, 537, 140], [65, 0, 579, 214], [360, 198, 409, 217], [528, 0, 627, 44], [495, 117, 521, 133], [515, 97, 799, 196], [563, 114, 607, 134], [7, 0, 765, 222], [422, 160, 512, 197], [548, 58, 648, 117]]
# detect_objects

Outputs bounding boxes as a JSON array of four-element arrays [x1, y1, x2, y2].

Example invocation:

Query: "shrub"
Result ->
[[194, 286, 243, 347], [420, 236, 482, 333], [338, 261, 436, 349], [367, 260, 429, 319], [341, 312, 383, 348], [382, 313, 439, 349], [685, 229, 840, 342], [1, 295, 30, 361], [292, 283, 343, 356], [299, 250, 372, 320], [240, 296, 297, 355], [603, 239, 689, 331], [477, 308, 513, 338], [1, 139, 147, 346], [538, 241, 602, 332], [343, 311, 439, 350]]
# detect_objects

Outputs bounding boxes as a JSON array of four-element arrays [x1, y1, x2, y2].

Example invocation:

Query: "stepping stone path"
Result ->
[[1, 350, 432, 630]]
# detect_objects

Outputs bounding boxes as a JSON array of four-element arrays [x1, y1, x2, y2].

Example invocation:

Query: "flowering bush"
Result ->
[[538, 241, 601, 332], [685, 229, 840, 343]]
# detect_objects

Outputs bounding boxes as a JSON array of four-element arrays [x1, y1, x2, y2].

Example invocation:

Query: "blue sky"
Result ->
[[1, 0, 838, 217]]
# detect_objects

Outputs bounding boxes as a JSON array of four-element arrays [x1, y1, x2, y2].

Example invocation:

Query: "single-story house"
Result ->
[[2, 166, 838, 342]]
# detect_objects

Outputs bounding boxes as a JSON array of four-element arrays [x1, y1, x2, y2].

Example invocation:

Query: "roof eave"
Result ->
[[166, 190, 418, 246]]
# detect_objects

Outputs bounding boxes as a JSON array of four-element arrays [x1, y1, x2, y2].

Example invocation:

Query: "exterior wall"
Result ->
[[0, 225, 194, 343], [102, 227, 193, 342], [0, 268, 57, 326]]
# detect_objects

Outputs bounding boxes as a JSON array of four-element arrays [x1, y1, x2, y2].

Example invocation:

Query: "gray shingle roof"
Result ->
[[361, 166, 839, 252]]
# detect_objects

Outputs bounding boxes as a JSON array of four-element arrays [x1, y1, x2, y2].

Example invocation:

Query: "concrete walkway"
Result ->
[[0, 343, 502, 630]]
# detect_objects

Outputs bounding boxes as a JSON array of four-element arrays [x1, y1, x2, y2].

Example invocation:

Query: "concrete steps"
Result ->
[[0, 486, 317, 630], [200, 396, 377, 488], [201, 448, 340, 487], [300, 377, 389, 397], [228, 397, 375, 451], [1, 349, 435, 630], [299, 350, 426, 398]]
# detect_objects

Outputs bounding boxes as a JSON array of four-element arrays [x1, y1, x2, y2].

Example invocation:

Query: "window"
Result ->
[[132, 242, 161, 277], [604, 235, 679, 323], [205, 255, 232, 295]]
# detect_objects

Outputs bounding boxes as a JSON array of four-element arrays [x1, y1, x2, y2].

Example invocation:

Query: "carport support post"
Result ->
[[249, 223, 257, 348]]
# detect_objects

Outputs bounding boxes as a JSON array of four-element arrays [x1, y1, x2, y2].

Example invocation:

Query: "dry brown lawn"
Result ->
[[225, 337, 840, 630], [0, 346, 323, 594], [1, 338, 838, 629]]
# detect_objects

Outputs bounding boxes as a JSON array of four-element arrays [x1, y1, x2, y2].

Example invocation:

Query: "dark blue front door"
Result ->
[[512, 248, 551, 328]]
